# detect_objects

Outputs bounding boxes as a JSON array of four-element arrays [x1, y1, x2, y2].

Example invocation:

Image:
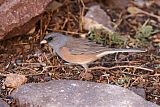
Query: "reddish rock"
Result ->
[[0, 0, 52, 40]]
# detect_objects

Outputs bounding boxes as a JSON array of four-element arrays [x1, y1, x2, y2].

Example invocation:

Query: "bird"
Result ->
[[40, 32, 146, 70]]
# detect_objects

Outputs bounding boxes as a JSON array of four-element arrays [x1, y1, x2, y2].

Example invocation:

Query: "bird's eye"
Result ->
[[46, 37, 53, 42]]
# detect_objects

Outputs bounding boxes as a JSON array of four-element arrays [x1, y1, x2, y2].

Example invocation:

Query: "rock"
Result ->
[[11, 80, 159, 107], [83, 5, 113, 33], [0, 0, 52, 40], [0, 99, 9, 107], [4, 73, 27, 88], [155, 0, 160, 7], [129, 87, 146, 98]]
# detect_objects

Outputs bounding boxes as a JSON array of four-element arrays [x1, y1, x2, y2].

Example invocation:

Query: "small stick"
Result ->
[[89, 65, 154, 72]]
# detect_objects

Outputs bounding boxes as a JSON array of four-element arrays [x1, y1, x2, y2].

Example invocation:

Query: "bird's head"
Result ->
[[40, 33, 69, 49]]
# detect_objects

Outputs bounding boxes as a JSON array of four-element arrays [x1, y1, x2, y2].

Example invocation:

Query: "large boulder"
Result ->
[[11, 80, 159, 107]]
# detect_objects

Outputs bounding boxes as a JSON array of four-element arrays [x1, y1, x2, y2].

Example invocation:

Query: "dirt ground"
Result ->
[[0, 0, 159, 105]]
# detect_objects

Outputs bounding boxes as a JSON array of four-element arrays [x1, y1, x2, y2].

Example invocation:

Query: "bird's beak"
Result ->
[[40, 40, 48, 44]]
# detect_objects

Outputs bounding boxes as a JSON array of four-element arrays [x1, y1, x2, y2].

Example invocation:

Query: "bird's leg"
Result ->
[[82, 64, 89, 71], [80, 64, 93, 80]]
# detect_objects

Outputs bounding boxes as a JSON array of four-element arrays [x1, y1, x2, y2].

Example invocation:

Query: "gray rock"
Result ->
[[83, 5, 113, 33], [0, 99, 9, 107], [11, 80, 159, 107]]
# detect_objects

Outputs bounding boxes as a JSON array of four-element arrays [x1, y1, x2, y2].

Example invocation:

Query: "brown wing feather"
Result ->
[[63, 37, 145, 56], [64, 38, 107, 55]]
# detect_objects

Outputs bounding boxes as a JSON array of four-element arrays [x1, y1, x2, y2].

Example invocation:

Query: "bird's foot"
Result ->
[[79, 69, 93, 80]]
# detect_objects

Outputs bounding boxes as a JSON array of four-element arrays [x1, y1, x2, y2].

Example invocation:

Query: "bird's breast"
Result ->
[[57, 47, 98, 64]]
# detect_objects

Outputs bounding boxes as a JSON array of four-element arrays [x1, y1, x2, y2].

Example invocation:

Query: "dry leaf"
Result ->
[[46, 1, 63, 11], [127, 6, 141, 14]]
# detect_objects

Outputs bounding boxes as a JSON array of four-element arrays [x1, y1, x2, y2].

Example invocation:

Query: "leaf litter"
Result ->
[[0, 0, 159, 105]]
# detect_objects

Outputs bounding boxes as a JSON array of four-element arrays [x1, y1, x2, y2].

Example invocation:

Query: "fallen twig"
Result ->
[[89, 65, 154, 72]]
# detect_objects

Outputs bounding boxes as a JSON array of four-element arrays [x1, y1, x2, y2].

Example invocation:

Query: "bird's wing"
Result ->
[[64, 38, 111, 55], [64, 37, 146, 56]]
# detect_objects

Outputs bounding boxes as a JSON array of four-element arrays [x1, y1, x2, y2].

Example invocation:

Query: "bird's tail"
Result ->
[[96, 48, 146, 58]]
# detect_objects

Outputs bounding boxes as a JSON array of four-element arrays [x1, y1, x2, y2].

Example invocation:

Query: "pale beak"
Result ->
[[40, 40, 48, 44]]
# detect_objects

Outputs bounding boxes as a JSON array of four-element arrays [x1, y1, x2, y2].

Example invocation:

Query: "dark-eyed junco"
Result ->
[[41, 33, 146, 70]]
